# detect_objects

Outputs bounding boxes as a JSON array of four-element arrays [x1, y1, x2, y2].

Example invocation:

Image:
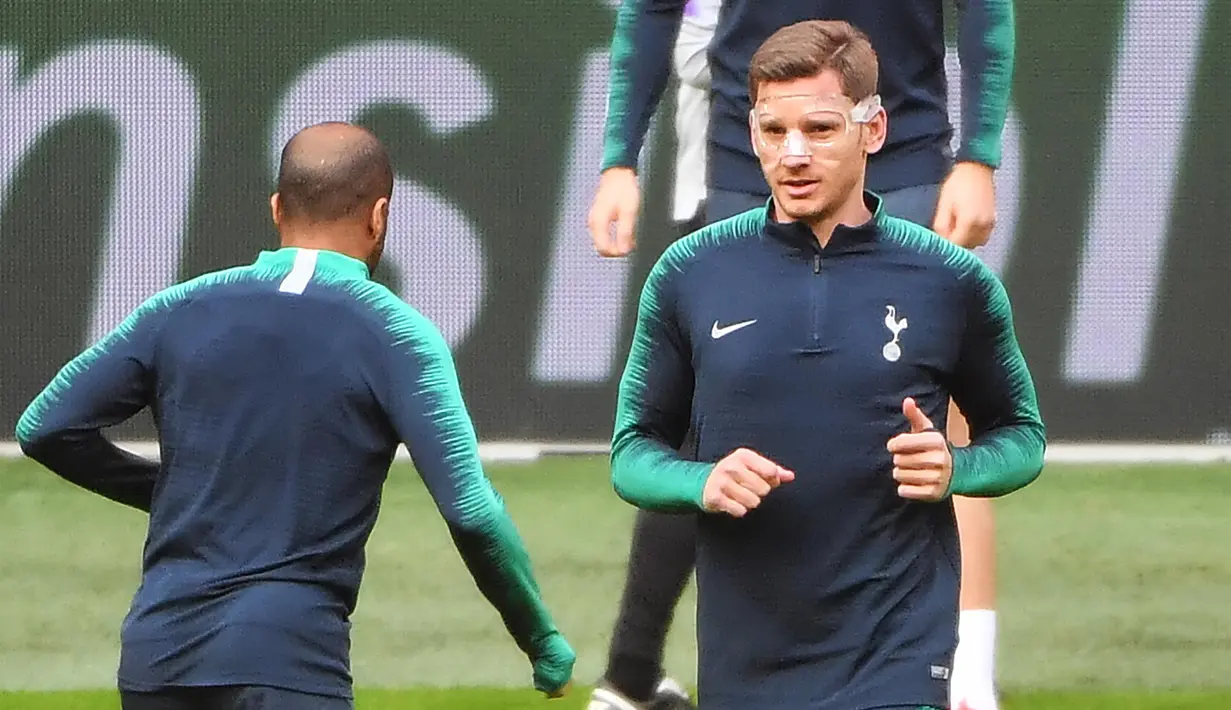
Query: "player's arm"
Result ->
[[602, 0, 688, 172], [379, 309, 573, 696], [946, 266, 1046, 497], [610, 249, 713, 511], [954, 0, 1016, 169], [14, 300, 170, 513], [591, 0, 687, 256]]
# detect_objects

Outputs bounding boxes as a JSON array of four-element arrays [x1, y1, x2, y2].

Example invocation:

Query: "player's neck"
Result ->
[[805, 187, 872, 248], [279, 225, 370, 265]]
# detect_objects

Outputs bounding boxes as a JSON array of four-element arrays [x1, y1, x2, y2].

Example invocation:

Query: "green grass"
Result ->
[[2, 455, 1230, 707], [6, 689, 1231, 709]]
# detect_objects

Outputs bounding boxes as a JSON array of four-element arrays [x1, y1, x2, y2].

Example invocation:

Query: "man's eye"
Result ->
[[806, 122, 842, 135]]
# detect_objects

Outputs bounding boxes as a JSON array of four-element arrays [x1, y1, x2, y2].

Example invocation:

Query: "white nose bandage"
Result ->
[[783, 130, 811, 157]]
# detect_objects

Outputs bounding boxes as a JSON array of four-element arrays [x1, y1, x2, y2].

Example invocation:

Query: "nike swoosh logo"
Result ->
[[711, 319, 757, 339]]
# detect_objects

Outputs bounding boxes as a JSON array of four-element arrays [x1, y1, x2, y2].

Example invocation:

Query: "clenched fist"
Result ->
[[702, 448, 795, 517], [588, 167, 641, 257]]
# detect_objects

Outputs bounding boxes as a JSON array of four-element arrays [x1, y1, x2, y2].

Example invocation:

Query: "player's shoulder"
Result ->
[[877, 213, 998, 284], [341, 280, 450, 352], [339, 278, 415, 321], [131, 264, 258, 319], [653, 205, 767, 281]]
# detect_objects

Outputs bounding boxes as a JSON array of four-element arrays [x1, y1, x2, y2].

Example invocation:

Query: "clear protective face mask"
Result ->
[[750, 93, 882, 160]]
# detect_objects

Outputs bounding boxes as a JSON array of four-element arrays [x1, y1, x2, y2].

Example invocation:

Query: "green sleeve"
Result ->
[[374, 296, 573, 692], [13, 278, 221, 512], [601, 0, 687, 171], [955, 0, 1016, 168], [610, 245, 713, 510], [947, 265, 1046, 496]]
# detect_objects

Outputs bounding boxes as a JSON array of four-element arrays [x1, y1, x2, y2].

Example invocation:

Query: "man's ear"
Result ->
[[370, 197, 389, 238], [270, 193, 282, 227], [863, 108, 888, 155]]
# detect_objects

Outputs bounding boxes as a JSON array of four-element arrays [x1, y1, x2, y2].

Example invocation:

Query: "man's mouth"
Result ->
[[781, 178, 818, 197]]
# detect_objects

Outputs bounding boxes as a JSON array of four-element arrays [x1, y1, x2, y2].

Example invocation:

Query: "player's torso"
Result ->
[[679, 228, 964, 477], [675, 222, 962, 709], [122, 264, 404, 694], [709, 0, 947, 102]]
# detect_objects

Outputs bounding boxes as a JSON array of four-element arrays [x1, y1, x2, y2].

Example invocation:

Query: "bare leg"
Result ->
[[947, 406, 997, 610], [948, 403, 1000, 709]]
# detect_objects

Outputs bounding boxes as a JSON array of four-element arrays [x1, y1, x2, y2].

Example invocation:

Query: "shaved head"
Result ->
[[276, 122, 393, 224]]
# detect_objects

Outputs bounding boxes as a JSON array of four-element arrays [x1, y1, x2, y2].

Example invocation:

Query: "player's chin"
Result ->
[[774, 194, 829, 221]]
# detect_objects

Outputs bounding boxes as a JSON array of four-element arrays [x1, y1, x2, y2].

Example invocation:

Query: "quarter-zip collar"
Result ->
[[761, 190, 886, 256]]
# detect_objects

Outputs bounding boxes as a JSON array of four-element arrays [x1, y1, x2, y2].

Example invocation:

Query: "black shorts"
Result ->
[[120, 685, 352, 710]]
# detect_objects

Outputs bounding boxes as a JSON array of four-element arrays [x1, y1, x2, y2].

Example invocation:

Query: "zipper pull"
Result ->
[[812, 253, 821, 274]]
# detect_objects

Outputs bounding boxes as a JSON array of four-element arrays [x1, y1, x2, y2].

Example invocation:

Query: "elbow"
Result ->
[[611, 470, 639, 508], [608, 433, 640, 506], [610, 452, 674, 512], [17, 438, 43, 464], [1009, 420, 1048, 492], [14, 410, 53, 461], [609, 453, 635, 505], [1029, 420, 1048, 480], [612, 475, 657, 512], [1022, 454, 1045, 489]]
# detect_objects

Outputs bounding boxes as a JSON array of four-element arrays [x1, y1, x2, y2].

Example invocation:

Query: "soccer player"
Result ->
[[588, 1, 1014, 706], [608, 19, 1044, 710], [15, 122, 575, 710]]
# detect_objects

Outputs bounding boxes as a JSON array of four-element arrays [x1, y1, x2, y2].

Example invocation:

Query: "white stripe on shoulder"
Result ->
[[278, 248, 319, 294]]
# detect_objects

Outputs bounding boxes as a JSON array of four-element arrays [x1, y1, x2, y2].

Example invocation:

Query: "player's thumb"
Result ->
[[903, 397, 933, 433]]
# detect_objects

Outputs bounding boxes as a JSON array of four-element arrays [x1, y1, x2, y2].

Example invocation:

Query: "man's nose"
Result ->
[[780, 152, 812, 168]]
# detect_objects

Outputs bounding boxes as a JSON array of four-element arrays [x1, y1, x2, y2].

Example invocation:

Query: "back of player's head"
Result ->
[[747, 20, 879, 104], [275, 122, 394, 225]]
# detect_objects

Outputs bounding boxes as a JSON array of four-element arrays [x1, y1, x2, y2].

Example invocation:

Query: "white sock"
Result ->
[[950, 609, 998, 709]]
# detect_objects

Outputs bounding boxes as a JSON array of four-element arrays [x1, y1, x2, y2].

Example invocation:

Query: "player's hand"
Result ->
[[545, 681, 572, 700], [702, 448, 795, 517], [886, 397, 953, 501], [531, 631, 576, 698], [932, 161, 997, 249], [587, 167, 640, 257]]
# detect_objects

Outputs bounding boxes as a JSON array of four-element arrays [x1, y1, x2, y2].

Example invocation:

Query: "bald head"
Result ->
[[275, 122, 393, 224]]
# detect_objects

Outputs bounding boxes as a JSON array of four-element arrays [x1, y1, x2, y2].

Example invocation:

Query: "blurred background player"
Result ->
[[587, 2, 1015, 709], [16, 122, 575, 710], [588, 3, 719, 709]]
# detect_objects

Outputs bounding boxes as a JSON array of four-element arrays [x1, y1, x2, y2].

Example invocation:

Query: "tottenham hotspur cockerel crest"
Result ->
[[883, 305, 908, 362]]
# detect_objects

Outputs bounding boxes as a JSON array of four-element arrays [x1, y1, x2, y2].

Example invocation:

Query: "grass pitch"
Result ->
[[6, 689, 1231, 709], [1, 455, 1229, 707]]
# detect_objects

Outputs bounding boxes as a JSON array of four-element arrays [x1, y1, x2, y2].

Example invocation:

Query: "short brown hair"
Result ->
[[748, 20, 879, 105]]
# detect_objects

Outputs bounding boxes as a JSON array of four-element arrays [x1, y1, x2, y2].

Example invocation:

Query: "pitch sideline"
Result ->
[[1, 441, 1230, 465]]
